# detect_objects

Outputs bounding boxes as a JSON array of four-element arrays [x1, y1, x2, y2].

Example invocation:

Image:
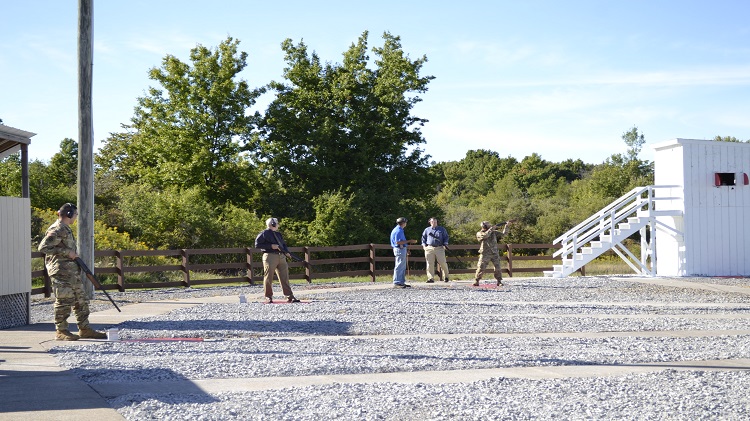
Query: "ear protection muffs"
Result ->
[[64, 203, 77, 218]]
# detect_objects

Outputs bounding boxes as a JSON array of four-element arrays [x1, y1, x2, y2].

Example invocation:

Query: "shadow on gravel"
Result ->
[[120, 319, 354, 336], [72, 367, 220, 404]]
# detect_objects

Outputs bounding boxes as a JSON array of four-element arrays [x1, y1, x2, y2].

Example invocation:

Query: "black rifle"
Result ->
[[494, 219, 518, 228], [75, 257, 121, 312], [272, 232, 304, 262], [428, 231, 465, 265]]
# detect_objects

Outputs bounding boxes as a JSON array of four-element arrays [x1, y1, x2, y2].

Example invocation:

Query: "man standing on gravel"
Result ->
[[38, 203, 108, 341], [255, 217, 300, 303], [390, 217, 417, 288], [421, 217, 450, 283], [474, 221, 511, 287]]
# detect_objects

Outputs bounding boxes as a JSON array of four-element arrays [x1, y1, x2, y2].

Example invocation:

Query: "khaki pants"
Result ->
[[424, 245, 450, 281], [262, 253, 294, 299], [475, 253, 503, 281], [52, 276, 91, 331]]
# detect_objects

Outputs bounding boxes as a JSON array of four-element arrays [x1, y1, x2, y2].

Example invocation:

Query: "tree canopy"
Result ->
[[255, 31, 435, 234], [97, 37, 263, 207], [7, 34, 713, 254]]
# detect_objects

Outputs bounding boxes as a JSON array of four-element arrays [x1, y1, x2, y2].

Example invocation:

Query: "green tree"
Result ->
[[117, 183, 220, 249], [256, 31, 435, 232], [0, 154, 21, 197], [433, 150, 518, 207], [0, 151, 75, 210], [567, 127, 653, 223], [306, 190, 377, 246], [47, 138, 78, 187], [622, 126, 646, 161], [714, 135, 749, 143], [99, 37, 263, 206]]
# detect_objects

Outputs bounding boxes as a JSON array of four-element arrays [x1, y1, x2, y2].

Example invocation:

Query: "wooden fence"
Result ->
[[31, 243, 583, 297]]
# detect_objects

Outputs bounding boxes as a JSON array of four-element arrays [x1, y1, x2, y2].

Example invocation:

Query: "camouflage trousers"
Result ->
[[52, 276, 91, 331], [475, 252, 503, 281]]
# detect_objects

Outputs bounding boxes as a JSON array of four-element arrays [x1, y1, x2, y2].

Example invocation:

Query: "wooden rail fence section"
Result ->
[[31, 243, 583, 297]]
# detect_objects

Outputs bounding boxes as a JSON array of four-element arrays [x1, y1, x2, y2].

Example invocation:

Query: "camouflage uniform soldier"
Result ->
[[38, 203, 107, 341], [474, 221, 511, 287]]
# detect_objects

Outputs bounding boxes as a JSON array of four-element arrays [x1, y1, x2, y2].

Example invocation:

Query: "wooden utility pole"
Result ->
[[77, 0, 95, 297]]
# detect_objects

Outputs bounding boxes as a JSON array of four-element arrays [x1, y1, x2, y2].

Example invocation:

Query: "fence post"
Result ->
[[43, 266, 51, 298], [245, 247, 253, 285], [181, 249, 190, 287], [115, 250, 125, 291], [369, 244, 375, 282], [304, 246, 312, 283], [506, 243, 513, 277]]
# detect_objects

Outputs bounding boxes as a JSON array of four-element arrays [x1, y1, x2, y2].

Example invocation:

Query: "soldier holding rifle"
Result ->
[[38, 203, 107, 341], [474, 220, 513, 287]]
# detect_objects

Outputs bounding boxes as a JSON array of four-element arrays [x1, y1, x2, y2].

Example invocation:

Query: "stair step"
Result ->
[[549, 186, 664, 279]]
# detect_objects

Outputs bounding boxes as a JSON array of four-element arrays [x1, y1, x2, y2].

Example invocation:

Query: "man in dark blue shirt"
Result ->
[[421, 217, 451, 283], [254, 217, 300, 303]]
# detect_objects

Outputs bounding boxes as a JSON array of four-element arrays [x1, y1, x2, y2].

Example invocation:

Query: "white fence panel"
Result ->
[[0, 197, 31, 295]]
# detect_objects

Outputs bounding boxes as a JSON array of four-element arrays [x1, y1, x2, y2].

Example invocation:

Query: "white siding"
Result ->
[[654, 142, 687, 276], [654, 139, 750, 276], [0, 197, 31, 295]]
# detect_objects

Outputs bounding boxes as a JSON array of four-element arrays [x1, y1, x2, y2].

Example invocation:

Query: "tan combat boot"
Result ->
[[78, 326, 107, 339], [56, 330, 80, 341]]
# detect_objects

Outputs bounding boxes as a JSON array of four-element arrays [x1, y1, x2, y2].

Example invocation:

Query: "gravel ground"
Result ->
[[110, 370, 750, 421], [36, 276, 750, 420]]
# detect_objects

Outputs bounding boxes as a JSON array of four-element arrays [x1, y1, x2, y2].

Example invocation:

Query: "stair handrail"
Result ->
[[553, 186, 649, 245], [553, 186, 651, 258], [564, 197, 647, 256], [553, 185, 682, 259], [548, 185, 683, 277]]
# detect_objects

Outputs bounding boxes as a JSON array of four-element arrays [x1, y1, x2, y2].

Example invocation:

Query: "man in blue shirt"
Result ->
[[390, 217, 417, 288], [421, 217, 451, 283]]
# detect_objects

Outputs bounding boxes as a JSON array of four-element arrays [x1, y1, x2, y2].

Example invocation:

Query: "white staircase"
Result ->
[[544, 185, 682, 278]]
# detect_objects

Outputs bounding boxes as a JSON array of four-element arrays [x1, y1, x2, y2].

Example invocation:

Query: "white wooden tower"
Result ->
[[653, 138, 750, 276]]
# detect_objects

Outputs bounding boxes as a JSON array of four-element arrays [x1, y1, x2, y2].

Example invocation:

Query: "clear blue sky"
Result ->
[[3, 1, 750, 165]]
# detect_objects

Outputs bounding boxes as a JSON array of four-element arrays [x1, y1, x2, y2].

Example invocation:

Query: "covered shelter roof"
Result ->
[[0, 125, 36, 160], [0, 124, 35, 198]]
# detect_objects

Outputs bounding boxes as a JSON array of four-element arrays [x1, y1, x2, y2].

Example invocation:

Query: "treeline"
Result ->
[[3, 32, 741, 252]]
